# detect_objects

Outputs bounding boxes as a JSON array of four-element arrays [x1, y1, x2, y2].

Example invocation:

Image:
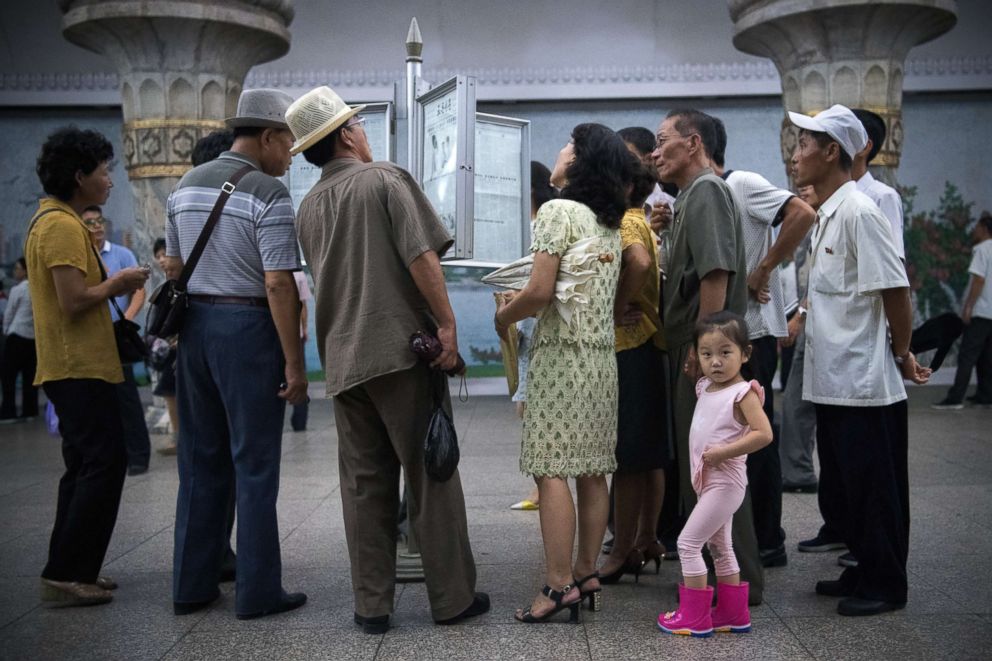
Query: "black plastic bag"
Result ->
[[424, 373, 459, 482]]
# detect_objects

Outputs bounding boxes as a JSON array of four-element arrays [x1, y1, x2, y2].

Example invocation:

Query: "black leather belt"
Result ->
[[189, 294, 269, 308]]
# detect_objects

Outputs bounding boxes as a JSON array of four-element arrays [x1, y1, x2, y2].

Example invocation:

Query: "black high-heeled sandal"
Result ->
[[639, 540, 665, 575], [599, 549, 645, 585], [574, 573, 602, 612], [514, 583, 581, 624]]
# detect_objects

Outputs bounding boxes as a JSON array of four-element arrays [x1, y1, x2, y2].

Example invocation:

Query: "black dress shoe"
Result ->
[[815, 579, 856, 598], [434, 592, 491, 625], [354, 613, 390, 634], [760, 545, 788, 568], [837, 597, 905, 616], [236, 591, 307, 620], [174, 592, 220, 615]]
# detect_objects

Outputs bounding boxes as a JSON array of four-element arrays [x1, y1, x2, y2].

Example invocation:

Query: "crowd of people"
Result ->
[[9, 80, 990, 639]]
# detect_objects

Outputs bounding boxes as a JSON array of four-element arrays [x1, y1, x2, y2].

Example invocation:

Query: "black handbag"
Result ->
[[423, 370, 460, 482], [91, 245, 148, 365], [146, 164, 254, 337], [111, 300, 148, 364]]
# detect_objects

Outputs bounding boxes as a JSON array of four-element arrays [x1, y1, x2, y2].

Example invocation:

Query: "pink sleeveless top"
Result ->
[[689, 377, 764, 493]]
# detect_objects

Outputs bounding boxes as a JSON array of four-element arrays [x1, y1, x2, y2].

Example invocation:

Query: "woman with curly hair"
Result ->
[[25, 126, 148, 607], [495, 123, 632, 623]]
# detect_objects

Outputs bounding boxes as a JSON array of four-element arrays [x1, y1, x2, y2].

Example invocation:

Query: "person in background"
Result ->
[[496, 123, 630, 622], [851, 109, 905, 263], [1, 257, 38, 422], [933, 211, 992, 409], [779, 186, 821, 496], [509, 160, 558, 512], [597, 154, 668, 584], [81, 206, 151, 476], [26, 126, 149, 607], [151, 238, 179, 455], [290, 269, 311, 431]]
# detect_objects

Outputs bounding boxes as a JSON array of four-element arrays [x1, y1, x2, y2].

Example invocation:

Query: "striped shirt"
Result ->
[[166, 151, 300, 297]]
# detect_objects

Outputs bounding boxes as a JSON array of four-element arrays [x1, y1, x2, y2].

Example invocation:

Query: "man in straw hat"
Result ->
[[788, 104, 930, 617], [287, 85, 487, 634], [165, 88, 308, 619]]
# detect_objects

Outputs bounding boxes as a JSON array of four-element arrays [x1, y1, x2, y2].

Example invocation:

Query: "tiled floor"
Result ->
[[0, 385, 990, 660]]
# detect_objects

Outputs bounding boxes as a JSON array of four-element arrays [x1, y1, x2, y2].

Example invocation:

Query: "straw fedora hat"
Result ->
[[225, 88, 294, 129], [285, 86, 366, 155]]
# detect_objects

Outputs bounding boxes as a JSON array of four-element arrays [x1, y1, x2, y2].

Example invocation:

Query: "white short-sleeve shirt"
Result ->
[[803, 181, 909, 407], [725, 170, 794, 340], [856, 171, 905, 260], [970, 239, 992, 320]]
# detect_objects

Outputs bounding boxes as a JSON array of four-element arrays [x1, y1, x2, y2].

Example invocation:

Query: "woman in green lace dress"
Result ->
[[495, 123, 633, 623]]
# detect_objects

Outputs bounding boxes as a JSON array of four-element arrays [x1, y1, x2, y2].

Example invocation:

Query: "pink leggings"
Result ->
[[677, 478, 745, 577]]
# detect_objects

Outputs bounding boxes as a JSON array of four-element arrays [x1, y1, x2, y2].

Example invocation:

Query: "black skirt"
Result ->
[[615, 340, 669, 472]]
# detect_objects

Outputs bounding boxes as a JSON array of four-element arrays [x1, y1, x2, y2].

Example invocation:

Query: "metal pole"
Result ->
[[405, 17, 423, 175], [396, 16, 426, 584]]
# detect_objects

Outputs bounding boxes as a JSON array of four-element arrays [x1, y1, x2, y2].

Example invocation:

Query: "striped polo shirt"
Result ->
[[166, 151, 300, 297]]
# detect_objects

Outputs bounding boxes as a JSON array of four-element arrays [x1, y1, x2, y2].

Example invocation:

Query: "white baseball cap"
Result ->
[[788, 104, 868, 159]]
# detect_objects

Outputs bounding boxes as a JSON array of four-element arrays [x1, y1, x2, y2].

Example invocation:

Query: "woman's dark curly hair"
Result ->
[[560, 123, 633, 229], [36, 126, 114, 202]]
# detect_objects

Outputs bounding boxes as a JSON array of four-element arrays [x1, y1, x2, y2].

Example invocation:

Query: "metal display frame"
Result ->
[[416, 75, 477, 260], [453, 112, 531, 267]]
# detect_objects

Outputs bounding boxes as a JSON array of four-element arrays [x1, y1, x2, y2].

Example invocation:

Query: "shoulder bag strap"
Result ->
[[22, 208, 61, 258], [89, 243, 130, 322], [175, 163, 254, 289]]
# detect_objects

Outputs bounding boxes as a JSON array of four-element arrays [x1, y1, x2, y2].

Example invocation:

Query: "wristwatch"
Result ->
[[893, 351, 909, 365], [797, 305, 808, 319]]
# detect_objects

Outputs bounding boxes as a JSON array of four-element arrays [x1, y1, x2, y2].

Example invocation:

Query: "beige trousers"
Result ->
[[333, 363, 477, 620]]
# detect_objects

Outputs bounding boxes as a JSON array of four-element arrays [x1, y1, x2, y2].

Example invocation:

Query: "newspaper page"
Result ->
[[473, 119, 524, 263], [421, 89, 458, 236]]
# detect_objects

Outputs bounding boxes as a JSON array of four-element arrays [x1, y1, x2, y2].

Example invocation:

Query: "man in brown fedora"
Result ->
[[165, 88, 308, 620], [286, 85, 487, 634]]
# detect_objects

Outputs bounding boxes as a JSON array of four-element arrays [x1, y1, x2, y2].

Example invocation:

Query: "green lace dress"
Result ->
[[521, 199, 621, 477]]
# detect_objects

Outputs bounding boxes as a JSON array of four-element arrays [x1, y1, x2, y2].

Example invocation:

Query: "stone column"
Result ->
[[728, 0, 957, 185], [59, 0, 292, 260]]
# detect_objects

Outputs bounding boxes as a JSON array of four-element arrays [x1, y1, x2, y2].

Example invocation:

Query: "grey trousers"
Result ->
[[333, 363, 477, 620], [779, 330, 818, 486], [670, 342, 764, 605]]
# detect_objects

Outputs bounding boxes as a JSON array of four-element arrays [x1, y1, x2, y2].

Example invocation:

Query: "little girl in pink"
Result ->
[[658, 311, 773, 637]]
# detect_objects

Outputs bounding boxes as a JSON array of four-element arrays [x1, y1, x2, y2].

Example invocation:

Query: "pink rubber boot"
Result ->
[[711, 581, 751, 633], [657, 584, 714, 637]]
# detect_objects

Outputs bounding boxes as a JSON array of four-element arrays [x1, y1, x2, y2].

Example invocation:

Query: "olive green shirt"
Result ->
[[295, 159, 453, 396], [663, 168, 748, 348]]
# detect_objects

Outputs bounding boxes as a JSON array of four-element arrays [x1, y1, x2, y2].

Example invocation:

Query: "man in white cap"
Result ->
[[165, 88, 308, 619], [286, 86, 487, 634], [788, 104, 930, 616]]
